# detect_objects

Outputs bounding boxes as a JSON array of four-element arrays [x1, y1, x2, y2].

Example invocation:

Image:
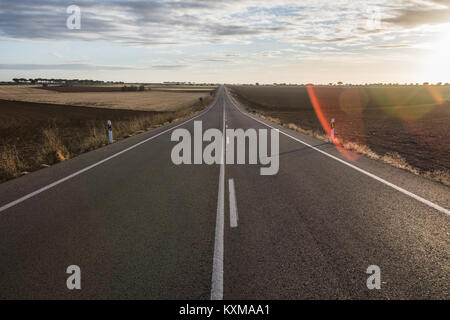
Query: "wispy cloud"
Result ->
[[372, 44, 412, 49], [0, 63, 140, 70], [1, 0, 445, 46], [51, 52, 63, 59], [151, 64, 190, 70], [1, 0, 449, 83], [383, 7, 450, 28]]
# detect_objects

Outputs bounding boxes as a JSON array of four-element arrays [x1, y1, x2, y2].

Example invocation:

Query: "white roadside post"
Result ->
[[330, 118, 335, 143], [107, 120, 113, 144]]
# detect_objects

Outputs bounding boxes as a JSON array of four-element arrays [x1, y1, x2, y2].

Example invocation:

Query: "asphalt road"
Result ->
[[0, 86, 448, 299]]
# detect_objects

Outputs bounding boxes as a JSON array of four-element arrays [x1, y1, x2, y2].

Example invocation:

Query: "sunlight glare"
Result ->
[[424, 23, 450, 83]]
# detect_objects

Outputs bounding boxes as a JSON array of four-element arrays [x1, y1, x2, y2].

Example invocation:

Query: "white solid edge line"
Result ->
[[226, 90, 450, 217], [211, 92, 226, 300], [0, 92, 220, 214], [229, 178, 238, 228]]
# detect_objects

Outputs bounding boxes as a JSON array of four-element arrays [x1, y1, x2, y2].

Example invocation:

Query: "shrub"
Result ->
[[0, 145, 24, 179]]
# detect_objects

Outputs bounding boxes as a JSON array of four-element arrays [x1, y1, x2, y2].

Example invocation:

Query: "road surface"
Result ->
[[0, 86, 448, 299]]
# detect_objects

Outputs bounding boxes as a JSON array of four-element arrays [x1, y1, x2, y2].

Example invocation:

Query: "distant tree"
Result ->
[[255, 82, 259, 86], [139, 85, 145, 91], [337, 81, 343, 85], [436, 82, 442, 86], [12, 78, 19, 84], [423, 82, 429, 86], [122, 85, 138, 92]]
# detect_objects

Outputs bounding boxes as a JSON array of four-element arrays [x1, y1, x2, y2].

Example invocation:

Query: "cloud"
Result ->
[[0, 0, 291, 46], [51, 52, 63, 59], [0, 0, 401, 47], [383, 7, 450, 28], [151, 65, 190, 70], [0, 63, 139, 70], [0, 63, 192, 71], [201, 59, 228, 62], [1, 0, 450, 78], [296, 35, 357, 44], [372, 44, 411, 49]]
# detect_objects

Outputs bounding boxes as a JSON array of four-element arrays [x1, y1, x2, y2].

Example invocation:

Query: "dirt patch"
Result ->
[[228, 85, 450, 186]]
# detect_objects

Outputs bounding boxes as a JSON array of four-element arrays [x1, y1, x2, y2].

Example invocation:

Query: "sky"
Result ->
[[1, 0, 450, 84]]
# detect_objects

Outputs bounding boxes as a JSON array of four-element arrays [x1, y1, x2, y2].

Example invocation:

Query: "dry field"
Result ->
[[40, 86, 124, 92], [0, 92, 214, 183], [0, 85, 213, 112], [150, 88, 216, 93], [228, 85, 450, 185], [148, 85, 218, 90], [40, 85, 217, 93]]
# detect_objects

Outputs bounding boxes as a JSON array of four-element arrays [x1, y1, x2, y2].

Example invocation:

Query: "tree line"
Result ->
[[12, 78, 124, 85]]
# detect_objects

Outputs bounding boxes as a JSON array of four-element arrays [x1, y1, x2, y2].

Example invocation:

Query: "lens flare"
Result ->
[[369, 86, 440, 121], [306, 84, 361, 161], [424, 84, 444, 105]]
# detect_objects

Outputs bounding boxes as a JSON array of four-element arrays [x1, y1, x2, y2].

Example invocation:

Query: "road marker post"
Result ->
[[330, 118, 335, 143], [107, 120, 113, 144]]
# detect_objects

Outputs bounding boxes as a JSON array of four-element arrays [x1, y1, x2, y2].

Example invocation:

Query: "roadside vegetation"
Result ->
[[0, 93, 215, 183]]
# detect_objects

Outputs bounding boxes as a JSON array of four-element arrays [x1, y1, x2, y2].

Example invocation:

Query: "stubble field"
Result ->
[[228, 85, 450, 185], [0, 86, 213, 111]]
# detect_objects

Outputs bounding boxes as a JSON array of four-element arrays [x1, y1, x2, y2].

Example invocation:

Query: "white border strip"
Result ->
[[211, 92, 226, 300], [0, 93, 220, 214], [226, 90, 450, 217]]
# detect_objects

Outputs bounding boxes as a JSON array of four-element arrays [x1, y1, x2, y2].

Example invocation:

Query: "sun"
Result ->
[[423, 23, 450, 83]]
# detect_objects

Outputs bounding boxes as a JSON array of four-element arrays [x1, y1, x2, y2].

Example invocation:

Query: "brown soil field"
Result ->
[[228, 85, 450, 185], [0, 86, 213, 111], [0, 95, 213, 183], [150, 88, 216, 93], [148, 85, 218, 89], [39, 86, 216, 93], [40, 86, 124, 92]]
